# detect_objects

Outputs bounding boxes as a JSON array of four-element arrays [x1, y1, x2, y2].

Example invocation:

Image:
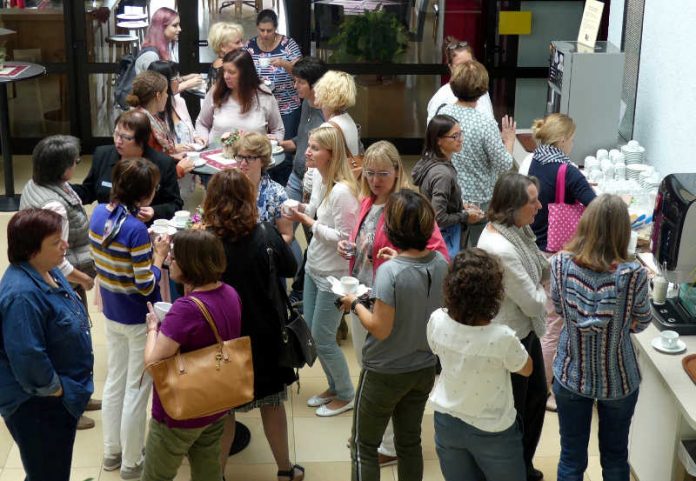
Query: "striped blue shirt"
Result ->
[[89, 204, 161, 324], [551, 253, 651, 399]]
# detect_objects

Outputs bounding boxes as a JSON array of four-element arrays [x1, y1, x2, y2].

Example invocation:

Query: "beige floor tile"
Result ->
[[0, 468, 24, 481], [72, 419, 105, 468], [293, 416, 353, 463], [3, 444, 21, 470], [223, 462, 278, 481], [71, 467, 100, 481], [226, 415, 296, 465], [0, 423, 13, 467], [291, 461, 352, 481]]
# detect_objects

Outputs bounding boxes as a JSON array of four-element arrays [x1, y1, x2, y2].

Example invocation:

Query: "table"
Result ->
[[314, 0, 400, 15], [192, 149, 286, 176], [0, 61, 46, 211]]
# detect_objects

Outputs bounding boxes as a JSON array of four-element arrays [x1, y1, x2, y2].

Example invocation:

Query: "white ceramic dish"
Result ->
[[651, 337, 687, 354], [327, 276, 370, 298], [168, 219, 188, 229], [272, 145, 284, 155], [193, 157, 207, 167]]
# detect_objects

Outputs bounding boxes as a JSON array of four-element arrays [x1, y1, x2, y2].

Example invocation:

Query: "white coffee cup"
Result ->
[[174, 210, 191, 225], [153, 219, 169, 228], [188, 152, 200, 163], [153, 301, 172, 321], [259, 57, 271, 67], [653, 275, 668, 305], [628, 140, 640, 149], [281, 199, 300, 216], [596, 149, 609, 160], [151, 225, 169, 237], [270, 139, 279, 150], [340, 276, 359, 295], [660, 330, 679, 349]]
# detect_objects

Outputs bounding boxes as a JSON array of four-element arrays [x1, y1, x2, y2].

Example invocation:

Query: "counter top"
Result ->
[[633, 323, 696, 430]]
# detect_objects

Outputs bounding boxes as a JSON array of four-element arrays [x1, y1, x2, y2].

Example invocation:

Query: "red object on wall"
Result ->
[[10, 0, 26, 8], [442, 0, 484, 85]]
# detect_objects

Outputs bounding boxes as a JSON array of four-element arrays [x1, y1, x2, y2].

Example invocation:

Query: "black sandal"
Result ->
[[277, 464, 305, 481]]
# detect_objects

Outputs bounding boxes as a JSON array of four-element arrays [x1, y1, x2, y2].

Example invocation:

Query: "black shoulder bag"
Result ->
[[259, 223, 317, 370]]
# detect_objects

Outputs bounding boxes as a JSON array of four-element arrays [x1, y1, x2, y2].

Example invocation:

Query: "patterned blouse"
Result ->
[[246, 35, 302, 115], [440, 104, 513, 204], [551, 253, 651, 400], [257, 173, 288, 223]]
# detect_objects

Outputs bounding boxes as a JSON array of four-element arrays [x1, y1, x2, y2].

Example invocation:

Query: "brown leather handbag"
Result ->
[[328, 120, 363, 179], [146, 296, 254, 420]]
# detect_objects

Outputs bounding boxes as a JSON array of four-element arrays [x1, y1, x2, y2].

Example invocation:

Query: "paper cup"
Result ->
[[340, 276, 359, 294], [153, 302, 172, 321], [281, 199, 300, 216]]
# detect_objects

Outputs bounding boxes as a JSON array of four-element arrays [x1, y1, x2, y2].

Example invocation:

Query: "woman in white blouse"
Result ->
[[284, 125, 359, 417], [195, 50, 284, 148]]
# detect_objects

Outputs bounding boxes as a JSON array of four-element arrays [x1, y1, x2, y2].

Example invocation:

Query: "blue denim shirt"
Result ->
[[0, 263, 94, 418]]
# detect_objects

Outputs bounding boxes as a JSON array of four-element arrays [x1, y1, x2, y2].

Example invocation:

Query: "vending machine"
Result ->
[[546, 41, 624, 165]]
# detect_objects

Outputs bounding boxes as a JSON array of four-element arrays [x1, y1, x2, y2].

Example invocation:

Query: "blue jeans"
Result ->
[[434, 412, 526, 481], [553, 380, 639, 481], [5, 396, 78, 481], [303, 274, 354, 401], [285, 170, 303, 203]]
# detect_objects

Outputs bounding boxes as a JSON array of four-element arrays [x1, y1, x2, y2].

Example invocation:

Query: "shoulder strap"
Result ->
[[555, 163, 568, 204], [189, 296, 224, 345], [327, 120, 354, 158], [435, 102, 448, 115]]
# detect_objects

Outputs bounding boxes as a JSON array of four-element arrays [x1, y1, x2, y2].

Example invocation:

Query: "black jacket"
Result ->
[[72, 145, 183, 221]]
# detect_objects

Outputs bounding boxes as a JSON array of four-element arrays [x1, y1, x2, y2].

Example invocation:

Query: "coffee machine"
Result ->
[[650, 173, 696, 334]]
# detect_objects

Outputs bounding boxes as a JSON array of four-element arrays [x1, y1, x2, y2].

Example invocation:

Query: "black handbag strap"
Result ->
[[258, 223, 293, 323]]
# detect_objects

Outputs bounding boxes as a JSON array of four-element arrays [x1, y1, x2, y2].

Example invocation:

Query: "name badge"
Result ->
[[101, 181, 112, 188]]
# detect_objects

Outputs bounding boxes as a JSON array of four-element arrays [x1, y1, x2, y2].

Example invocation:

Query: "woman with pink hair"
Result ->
[[135, 7, 203, 92]]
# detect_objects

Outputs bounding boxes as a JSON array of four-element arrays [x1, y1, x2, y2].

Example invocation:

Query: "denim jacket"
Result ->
[[0, 263, 94, 418]]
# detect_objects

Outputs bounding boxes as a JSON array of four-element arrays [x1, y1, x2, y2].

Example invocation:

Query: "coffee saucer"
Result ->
[[168, 219, 189, 229], [651, 337, 687, 354], [326, 276, 370, 298], [272, 145, 284, 155]]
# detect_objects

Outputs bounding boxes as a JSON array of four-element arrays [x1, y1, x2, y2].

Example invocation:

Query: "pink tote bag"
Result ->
[[546, 163, 585, 252]]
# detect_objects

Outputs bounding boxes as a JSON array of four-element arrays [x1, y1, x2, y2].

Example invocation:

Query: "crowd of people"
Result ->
[[0, 6, 652, 481]]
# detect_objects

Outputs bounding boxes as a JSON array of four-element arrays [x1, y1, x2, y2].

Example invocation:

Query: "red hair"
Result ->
[[142, 7, 179, 60]]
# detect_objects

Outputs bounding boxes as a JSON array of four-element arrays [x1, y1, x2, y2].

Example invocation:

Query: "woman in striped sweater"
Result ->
[[550, 194, 651, 481], [89, 158, 170, 479]]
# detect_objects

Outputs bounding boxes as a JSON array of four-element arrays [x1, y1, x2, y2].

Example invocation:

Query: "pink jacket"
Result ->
[[348, 196, 450, 275]]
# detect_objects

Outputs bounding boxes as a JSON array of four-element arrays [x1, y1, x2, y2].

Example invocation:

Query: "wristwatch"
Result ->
[[350, 298, 360, 314]]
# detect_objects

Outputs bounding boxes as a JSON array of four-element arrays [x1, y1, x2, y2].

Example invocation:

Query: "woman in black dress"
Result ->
[[203, 169, 304, 481]]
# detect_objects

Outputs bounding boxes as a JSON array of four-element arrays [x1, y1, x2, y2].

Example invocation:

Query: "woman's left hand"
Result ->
[[146, 302, 159, 332], [270, 58, 289, 71], [339, 294, 357, 312]]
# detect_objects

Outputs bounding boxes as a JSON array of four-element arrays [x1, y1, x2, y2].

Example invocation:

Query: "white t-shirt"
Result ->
[[426, 84, 494, 126], [427, 308, 528, 432], [323, 113, 360, 156]]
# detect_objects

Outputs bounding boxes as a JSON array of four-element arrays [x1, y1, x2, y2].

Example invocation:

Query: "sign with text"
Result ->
[[577, 0, 604, 50]]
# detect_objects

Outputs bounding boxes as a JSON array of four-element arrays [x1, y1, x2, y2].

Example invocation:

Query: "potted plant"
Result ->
[[329, 9, 408, 66]]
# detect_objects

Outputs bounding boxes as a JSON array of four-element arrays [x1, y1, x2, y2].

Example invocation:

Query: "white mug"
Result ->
[[151, 225, 169, 237], [340, 276, 359, 294], [259, 57, 271, 67], [270, 139, 279, 150], [153, 219, 169, 228], [281, 199, 299, 216], [653, 275, 668, 305], [174, 210, 191, 224], [660, 330, 679, 349]]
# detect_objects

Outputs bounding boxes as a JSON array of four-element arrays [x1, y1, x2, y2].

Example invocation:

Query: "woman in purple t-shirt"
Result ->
[[141, 230, 242, 481]]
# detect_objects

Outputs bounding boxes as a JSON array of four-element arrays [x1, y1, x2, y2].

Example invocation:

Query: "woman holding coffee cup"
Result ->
[[283, 125, 359, 417], [550, 194, 651, 481]]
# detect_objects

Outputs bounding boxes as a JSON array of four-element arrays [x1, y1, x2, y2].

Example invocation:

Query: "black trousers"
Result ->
[[5, 397, 78, 481], [511, 331, 547, 470]]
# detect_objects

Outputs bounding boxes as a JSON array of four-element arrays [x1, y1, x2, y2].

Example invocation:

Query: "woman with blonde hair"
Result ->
[[313, 70, 359, 154], [231, 131, 294, 243], [284, 125, 359, 417], [528, 113, 595, 412], [207, 22, 244, 90], [551, 194, 650, 481], [337, 141, 448, 464]]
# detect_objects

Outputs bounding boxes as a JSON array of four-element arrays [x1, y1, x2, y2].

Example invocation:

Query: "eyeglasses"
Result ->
[[441, 131, 463, 141], [113, 130, 135, 142], [235, 155, 261, 163], [363, 170, 394, 179], [446, 40, 470, 51]]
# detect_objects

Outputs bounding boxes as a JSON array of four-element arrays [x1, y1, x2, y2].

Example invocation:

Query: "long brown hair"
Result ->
[[565, 194, 629, 272], [212, 50, 267, 114], [203, 169, 258, 241]]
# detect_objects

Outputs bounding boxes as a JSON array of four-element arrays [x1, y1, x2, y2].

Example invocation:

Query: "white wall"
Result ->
[[631, 1, 696, 175], [608, 0, 624, 48]]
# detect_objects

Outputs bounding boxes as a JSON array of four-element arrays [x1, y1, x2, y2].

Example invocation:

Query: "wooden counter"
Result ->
[[0, 8, 65, 62]]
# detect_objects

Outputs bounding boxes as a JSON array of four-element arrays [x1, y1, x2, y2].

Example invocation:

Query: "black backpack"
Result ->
[[114, 46, 158, 110]]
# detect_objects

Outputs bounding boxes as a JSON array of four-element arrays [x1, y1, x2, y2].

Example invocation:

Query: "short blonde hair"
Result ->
[[208, 22, 244, 56], [532, 113, 576, 147], [231, 131, 272, 172], [313, 70, 357, 113], [450, 60, 488, 102], [309, 126, 358, 201], [359, 141, 413, 198], [565, 194, 628, 272]]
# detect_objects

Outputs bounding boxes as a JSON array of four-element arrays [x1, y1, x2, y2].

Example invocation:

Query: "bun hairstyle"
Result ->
[[127, 71, 168, 108], [531, 113, 576, 147]]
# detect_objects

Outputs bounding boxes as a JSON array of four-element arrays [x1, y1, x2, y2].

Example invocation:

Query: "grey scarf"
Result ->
[[492, 222, 549, 337]]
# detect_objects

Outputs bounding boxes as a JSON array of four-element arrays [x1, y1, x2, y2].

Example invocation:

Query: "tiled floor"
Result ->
[[0, 154, 631, 481]]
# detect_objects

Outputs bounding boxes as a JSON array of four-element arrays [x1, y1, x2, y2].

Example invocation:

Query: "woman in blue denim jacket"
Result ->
[[0, 208, 94, 481]]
